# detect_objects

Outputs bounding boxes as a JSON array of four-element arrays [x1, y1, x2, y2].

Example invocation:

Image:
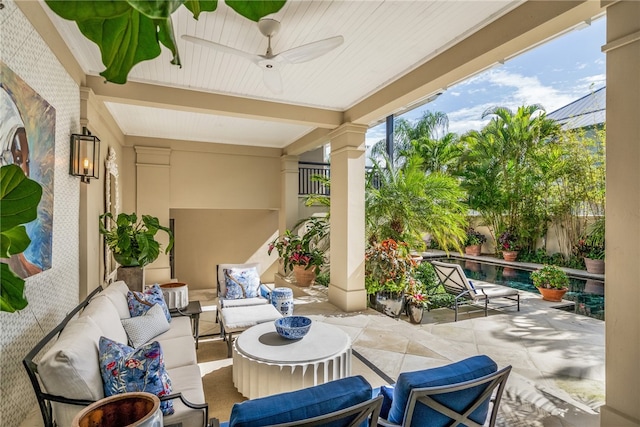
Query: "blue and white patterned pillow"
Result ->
[[224, 267, 260, 299], [127, 284, 171, 322], [98, 337, 174, 415]]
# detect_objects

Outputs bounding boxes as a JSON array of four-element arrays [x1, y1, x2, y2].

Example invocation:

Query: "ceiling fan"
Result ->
[[182, 18, 344, 94]]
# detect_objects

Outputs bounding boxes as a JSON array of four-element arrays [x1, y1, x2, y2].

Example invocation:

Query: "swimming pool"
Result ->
[[435, 258, 605, 320]]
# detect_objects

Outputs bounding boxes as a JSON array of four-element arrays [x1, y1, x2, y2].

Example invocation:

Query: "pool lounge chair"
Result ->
[[430, 260, 520, 321]]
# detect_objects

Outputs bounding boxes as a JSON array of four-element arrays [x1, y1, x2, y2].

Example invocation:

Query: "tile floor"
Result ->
[[193, 276, 604, 427]]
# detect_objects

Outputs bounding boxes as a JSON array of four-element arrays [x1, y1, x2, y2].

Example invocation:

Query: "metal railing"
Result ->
[[299, 162, 330, 195], [298, 162, 380, 195]]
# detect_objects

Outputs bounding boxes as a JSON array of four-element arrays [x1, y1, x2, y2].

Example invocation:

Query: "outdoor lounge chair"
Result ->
[[376, 355, 511, 427], [215, 375, 382, 427], [430, 260, 520, 321], [215, 263, 282, 357]]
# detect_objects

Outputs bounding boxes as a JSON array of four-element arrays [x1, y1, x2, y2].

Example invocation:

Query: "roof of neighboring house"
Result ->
[[547, 86, 606, 130]]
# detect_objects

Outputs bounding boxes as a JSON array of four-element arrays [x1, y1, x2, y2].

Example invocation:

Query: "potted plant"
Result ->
[[268, 217, 328, 287], [404, 278, 429, 324], [498, 229, 520, 261], [576, 217, 605, 274], [464, 228, 487, 256], [99, 212, 174, 291], [364, 238, 416, 317], [530, 265, 569, 302]]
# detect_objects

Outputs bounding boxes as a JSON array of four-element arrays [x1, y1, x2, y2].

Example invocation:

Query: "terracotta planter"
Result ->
[[537, 287, 568, 302], [293, 265, 316, 287], [72, 392, 161, 427], [584, 257, 605, 274], [464, 245, 482, 256], [407, 303, 424, 324], [502, 251, 518, 262]]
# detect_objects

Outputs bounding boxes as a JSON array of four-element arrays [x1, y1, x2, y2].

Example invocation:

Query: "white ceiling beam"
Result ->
[[85, 76, 343, 129]]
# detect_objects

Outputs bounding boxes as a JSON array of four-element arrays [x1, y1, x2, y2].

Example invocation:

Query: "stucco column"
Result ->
[[274, 155, 299, 283], [135, 146, 172, 285], [601, 2, 640, 426], [328, 123, 368, 312]]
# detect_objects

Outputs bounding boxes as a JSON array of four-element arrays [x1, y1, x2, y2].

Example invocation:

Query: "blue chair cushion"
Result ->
[[387, 355, 497, 425], [227, 375, 372, 427]]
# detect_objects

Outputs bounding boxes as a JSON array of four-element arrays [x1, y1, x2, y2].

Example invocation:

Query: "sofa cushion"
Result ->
[[228, 375, 372, 427], [164, 364, 207, 427], [224, 267, 260, 299], [158, 335, 198, 369], [81, 294, 128, 344], [99, 337, 174, 415], [121, 303, 170, 348], [39, 316, 105, 427], [387, 355, 498, 425], [154, 316, 192, 341], [128, 284, 171, 322], [101, 280, 132, 318]]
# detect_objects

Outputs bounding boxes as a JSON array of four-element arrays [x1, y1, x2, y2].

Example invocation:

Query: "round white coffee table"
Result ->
[[232, 321, 352, 399]]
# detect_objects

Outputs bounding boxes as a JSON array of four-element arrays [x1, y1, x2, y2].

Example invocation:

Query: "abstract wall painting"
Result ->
[[1, 61, 55, 277]]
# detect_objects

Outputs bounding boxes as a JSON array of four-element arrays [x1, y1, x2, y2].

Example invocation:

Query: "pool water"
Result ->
[[437, 258, 605, 321]]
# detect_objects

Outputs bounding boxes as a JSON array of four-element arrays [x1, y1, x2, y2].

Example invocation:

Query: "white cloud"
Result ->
[[451, 91, 461, 97]]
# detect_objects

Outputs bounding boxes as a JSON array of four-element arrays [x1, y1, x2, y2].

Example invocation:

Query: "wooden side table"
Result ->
[[170, 300, 202, 349]]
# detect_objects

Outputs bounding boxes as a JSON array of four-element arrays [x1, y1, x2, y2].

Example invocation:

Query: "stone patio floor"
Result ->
[[194, 273, 604, 427]]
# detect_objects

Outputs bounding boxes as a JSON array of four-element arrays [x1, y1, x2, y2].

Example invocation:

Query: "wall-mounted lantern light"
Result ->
[[70, 128, 100, 183]]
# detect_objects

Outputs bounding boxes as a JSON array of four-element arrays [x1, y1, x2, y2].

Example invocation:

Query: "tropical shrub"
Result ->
[[364, 239, 416, 295]]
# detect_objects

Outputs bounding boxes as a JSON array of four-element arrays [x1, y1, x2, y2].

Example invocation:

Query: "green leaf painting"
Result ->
[[45, 0, 286, 84]]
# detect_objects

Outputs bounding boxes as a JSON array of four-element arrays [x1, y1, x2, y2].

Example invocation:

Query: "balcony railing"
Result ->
[[299, 162, 330, 195], [298, 162, 380, 195]]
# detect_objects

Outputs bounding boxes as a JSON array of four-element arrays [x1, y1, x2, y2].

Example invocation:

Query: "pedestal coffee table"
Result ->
[[232, 321, 352, 399]]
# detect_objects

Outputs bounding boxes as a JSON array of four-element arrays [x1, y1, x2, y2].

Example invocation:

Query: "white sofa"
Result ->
[[26, 281, 208, 427]]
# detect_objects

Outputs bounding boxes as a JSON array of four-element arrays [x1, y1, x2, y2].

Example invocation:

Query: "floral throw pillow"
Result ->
[[98, 337, 174, 415], [224, 267, 260, 299], [127, 284, 171, 322]]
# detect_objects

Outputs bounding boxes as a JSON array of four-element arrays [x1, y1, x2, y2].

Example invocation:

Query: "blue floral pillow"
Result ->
[[127, 284, 171, 322], [224, 267, 260, 299], [98, 337, 174, 415]]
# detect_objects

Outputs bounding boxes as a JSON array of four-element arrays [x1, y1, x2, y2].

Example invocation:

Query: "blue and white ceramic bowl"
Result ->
[[274, 316, 312, 339]]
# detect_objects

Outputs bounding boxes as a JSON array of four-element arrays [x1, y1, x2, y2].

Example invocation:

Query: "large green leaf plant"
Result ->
[[45, 0, 287, 84], [0, 165, 43, 312], [99, 212, 174, 267]]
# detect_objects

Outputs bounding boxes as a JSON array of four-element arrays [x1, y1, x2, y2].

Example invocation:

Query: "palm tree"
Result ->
[[366, 153, 467, 250], [458, 104, 561, 250]]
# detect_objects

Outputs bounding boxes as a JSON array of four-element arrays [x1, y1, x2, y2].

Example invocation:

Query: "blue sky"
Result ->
[[365, 15, 606, 147]]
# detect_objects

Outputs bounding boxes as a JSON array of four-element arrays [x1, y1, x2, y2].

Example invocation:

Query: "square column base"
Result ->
[[328, 285, 367, 312]]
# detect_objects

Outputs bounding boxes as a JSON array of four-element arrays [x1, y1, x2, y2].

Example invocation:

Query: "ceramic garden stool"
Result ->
[[271, 287, 294, 316]]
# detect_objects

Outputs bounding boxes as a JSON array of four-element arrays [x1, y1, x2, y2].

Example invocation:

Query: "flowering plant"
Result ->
[[497, 229, 519, 251], [404, 278, 429, 308], [268, 218, 328, 273], [365, 239, 417, 294], [464, 228, 487, 246]]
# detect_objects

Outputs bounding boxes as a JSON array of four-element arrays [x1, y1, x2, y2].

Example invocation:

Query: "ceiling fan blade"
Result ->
[[276, 36, 344, 64], [181, 35, 259, 63], [263, 67, 283, 94]]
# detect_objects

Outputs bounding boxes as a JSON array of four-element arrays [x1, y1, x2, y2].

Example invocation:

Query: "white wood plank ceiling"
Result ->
[[43, 0, 522, 148]]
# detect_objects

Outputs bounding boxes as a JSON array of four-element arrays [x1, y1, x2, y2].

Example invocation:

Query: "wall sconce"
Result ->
[[70, 128, 100, 183]]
